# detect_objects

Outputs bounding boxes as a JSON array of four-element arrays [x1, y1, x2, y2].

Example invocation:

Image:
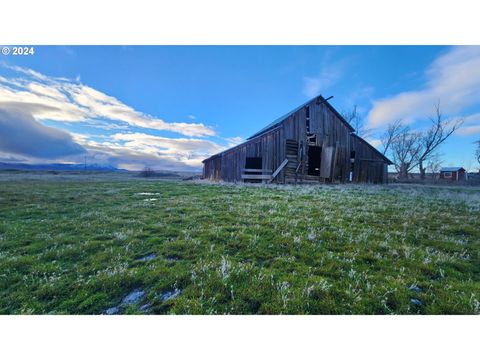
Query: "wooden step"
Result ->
[[241, 168, 272, 173], [241, 174, 272, 180]]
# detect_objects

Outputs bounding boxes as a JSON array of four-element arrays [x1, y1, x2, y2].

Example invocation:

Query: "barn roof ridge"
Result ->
[[247, 94, 354, 140]]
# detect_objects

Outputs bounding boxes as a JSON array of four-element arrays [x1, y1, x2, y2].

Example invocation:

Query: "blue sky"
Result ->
[[1, 46, 479, 171]]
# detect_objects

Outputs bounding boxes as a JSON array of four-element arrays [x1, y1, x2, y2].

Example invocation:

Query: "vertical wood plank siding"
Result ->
[[350, 134, 389, 183], [202, 96, 390, 184]]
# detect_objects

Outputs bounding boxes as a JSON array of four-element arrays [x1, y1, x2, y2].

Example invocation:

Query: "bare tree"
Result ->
[[380, 119, 404, 155], [416, 103, 463, 179], [426, 153, 442, 179], [380, 103, 462, 180], [390, 128, 423, 179], [342, 105, 370, 137]]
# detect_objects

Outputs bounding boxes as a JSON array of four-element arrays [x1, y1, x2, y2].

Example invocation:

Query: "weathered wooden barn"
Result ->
[[202, 95, 393, 184]]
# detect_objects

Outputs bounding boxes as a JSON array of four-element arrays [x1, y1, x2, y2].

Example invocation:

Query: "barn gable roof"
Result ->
[[203, 96, 393, 165], [351, 133, 393, 165], [247, 95, 354, 140]]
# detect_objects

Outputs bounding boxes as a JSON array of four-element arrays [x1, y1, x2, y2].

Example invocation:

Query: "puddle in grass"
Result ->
[[106, 288, 182, 314], [410, 298, 423, 306], [105, 306, 120, 315], [160, 289, 181, 302], [136, 192, 160, 196], [144, 198, 158, 202], [165, 255, 180, 262], [104, 288, 146, 315], [138, 253, 157, 262], [139, 303, 152, 313], [408, 285, 422, 293], [121, 289, 146, 305]]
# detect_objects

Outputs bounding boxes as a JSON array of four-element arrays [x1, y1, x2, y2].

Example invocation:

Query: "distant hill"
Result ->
[[0, 162, 124, 172]]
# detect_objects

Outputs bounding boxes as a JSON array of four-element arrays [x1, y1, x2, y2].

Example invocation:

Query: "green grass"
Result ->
[[0, 174, 479, 314]]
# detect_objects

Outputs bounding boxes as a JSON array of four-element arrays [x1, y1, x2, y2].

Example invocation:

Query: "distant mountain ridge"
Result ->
[[0, 162, 123, 172]]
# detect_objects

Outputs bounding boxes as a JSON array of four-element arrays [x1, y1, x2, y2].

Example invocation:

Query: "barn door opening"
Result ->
[[307, 146, 322, 176], [243, 157, 264, 183]]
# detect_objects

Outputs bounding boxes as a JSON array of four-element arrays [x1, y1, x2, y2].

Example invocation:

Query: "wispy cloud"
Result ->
[[302, 68, 342, 98], [302, 53, 350, 98], [0, 63, 215, 137], [225, 136, 244, 147], [457, 125, 480, 136], [367, 138, 382, 148], [368, 46, 480, 128], [455, 112, 480, 136]]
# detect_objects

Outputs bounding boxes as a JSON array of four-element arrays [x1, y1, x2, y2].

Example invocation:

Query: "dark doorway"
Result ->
[[244, 157, 263, 183], [245, 157, 262, 169], [307, 146, 322, 176]]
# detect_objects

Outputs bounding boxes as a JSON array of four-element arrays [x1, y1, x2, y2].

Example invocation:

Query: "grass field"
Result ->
[[0, 172, 479, 314]]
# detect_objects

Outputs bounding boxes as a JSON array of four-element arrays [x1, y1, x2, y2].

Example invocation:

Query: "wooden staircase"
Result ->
[[284, 139, 299, 181]]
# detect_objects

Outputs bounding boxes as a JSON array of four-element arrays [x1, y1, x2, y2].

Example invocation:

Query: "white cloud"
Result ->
[[303, 68, 342, 98], [368, 138, 382, 148], [225, 136, 244, 147], [302, 54, 350, 98], [0, 64, 249, 170], [111, 132, 224, 155], [463, 112, 480, 124], [71, 132, 227, 171], [457, 125, 480, 136], [0, 64, 215, 137], [368, 46, 480, 128], [455, 112, 480, 136], [303, 77, 323, 98]]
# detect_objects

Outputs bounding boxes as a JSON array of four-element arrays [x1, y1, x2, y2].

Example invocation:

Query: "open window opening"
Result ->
[[307, 146, 322, 176]]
